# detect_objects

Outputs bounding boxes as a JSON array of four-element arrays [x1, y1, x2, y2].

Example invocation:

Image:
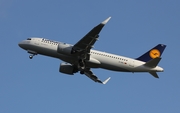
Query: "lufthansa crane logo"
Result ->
[[149, 49, 160, 58]]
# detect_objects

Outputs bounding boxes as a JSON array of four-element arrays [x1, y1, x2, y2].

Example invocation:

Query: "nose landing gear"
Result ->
[[27, 50, 37, 59], [29, 55, 34, 59]]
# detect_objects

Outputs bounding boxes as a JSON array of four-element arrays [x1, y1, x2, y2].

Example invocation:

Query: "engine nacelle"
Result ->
[[59, 63, 74, 75], [57, 43, 73, 55]]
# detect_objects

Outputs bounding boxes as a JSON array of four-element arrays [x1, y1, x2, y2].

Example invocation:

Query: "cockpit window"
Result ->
[[27, 38, 31, 40]]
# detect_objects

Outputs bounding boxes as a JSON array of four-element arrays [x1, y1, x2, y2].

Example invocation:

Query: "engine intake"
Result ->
[[59, 63, 75, 75]]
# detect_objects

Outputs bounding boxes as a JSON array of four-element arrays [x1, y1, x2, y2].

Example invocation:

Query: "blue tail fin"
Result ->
[[136, 44, 166, 62]]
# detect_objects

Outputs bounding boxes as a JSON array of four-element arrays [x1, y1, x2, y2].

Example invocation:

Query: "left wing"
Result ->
[[72, 17, 111, 60], [84, 70, 111, 84]]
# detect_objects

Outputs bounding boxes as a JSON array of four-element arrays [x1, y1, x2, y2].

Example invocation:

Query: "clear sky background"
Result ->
[[0, 0, 180, 113]]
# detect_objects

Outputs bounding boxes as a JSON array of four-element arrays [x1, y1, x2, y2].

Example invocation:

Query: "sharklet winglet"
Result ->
[[101, 17, 111, 25], [103, 77, 111, 84]]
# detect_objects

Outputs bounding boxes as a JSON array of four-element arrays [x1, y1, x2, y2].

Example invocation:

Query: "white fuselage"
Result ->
[[19, 38, 163, 73]]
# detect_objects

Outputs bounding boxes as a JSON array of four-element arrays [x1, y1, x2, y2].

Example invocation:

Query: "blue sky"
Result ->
[[0, 0, 180, 112]]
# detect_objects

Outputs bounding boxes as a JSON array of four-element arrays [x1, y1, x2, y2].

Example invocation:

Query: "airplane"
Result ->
[[18, 17, 166, 84]]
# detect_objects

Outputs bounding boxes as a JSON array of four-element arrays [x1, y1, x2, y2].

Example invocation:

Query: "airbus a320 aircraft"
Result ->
[[18, 17, 166, 84]]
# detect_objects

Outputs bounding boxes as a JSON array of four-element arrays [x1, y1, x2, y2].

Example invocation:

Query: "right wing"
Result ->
[[84, 70, 111, 84]]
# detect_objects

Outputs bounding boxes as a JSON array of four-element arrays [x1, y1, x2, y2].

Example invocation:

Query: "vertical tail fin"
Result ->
[[136, 44, 166, 62]]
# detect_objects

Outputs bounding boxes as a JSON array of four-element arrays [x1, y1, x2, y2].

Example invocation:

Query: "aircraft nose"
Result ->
[[18, 41, 27, 49], [18, 41, 23, 48]]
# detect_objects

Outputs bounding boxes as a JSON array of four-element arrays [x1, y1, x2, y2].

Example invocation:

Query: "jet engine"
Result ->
[[57, 43, 73, 55], [59, 63, 78, 75]]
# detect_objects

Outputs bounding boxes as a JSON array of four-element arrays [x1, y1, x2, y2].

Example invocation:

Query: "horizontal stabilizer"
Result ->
[[144, 57, 161, 68], [149, 72, 159, 78]]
